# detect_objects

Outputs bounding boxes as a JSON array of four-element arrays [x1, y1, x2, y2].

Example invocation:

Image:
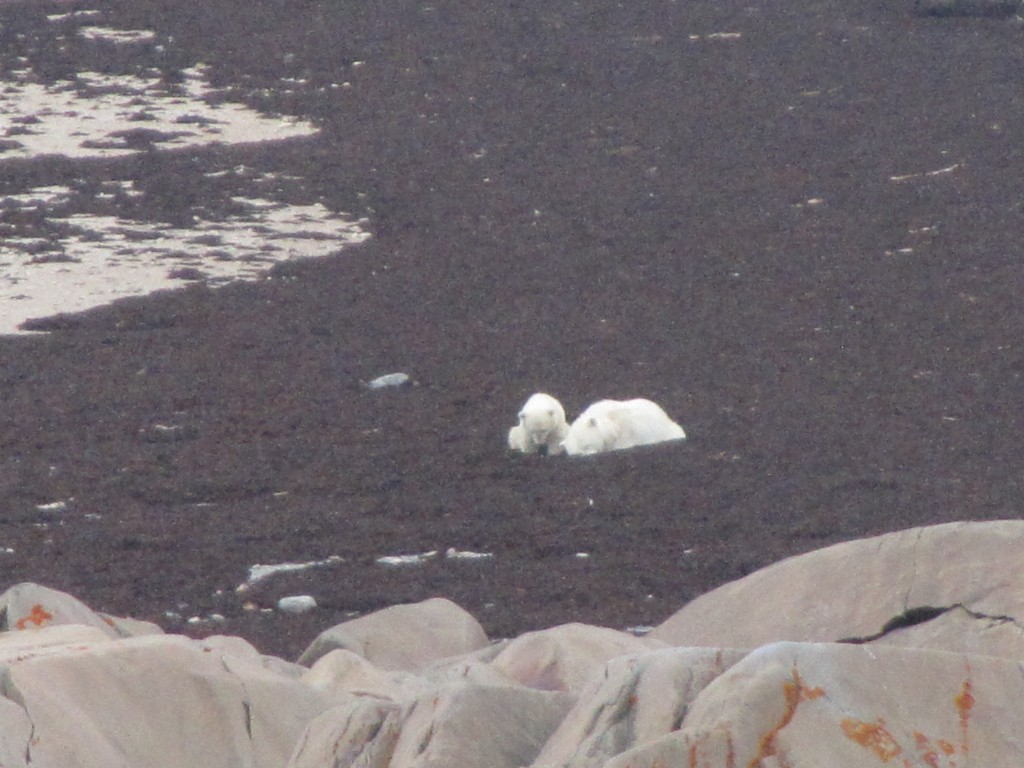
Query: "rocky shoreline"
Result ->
[[2, 521, 1022, 766]]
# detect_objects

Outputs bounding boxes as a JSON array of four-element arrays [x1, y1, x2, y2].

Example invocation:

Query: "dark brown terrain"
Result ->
[[2, 0, 1024, 660]]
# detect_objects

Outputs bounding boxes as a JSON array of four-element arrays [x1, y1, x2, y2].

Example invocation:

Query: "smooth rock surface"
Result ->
[[298, 597, 490, 669], [288, 695, 401, 768], [292, 681, 573, 768], [0, 628, 333, 768], [0, 582, 163, 639], [532, 646, 748, 768], [651, 520, 1024, 652], [872, 604, 1024, 658], [489, 623, 665, 693], [606, 641, 1024, 768]]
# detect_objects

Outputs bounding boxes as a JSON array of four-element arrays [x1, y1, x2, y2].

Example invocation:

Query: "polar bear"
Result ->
[[507, 392, 570, 455], [561, 398, 686, 456]]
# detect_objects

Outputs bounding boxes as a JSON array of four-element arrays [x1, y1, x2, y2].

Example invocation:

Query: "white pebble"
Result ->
[[366, 372, 411, 389], [277, 595, 318, 614]]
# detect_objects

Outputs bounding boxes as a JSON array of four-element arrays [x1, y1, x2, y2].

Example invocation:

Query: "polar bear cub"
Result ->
[[507, 392, 570, 455], [561, 398, 686, 456]]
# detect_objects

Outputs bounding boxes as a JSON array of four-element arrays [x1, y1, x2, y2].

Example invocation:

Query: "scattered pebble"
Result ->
[[277, 595, 318, 614], [376, 550, 438, 566], [187, 613, 225, 625], [445, 548, 494, 561], [366, 372, 412, 389], [138, 424, 199, 443]]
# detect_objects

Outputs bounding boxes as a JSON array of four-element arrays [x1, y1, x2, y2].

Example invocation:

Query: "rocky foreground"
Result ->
[[1, 520, 1022, 767]]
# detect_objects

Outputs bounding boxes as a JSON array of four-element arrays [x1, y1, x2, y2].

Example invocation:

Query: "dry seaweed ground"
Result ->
[[2, 0, 1024, 659]]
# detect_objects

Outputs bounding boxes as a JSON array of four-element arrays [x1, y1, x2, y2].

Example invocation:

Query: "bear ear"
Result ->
[[588, 417, 598, 427]]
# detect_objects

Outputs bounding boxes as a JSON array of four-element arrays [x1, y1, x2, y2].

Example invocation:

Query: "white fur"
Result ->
[[561, 398, 686, 456], [507, 392, 570, 455]]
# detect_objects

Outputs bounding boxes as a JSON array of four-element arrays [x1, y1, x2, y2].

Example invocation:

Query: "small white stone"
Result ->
[[445, 547, 494, 561], [366, 372, 411, 389], [376, 550, 438, 566], [277, 595, 317, 614]]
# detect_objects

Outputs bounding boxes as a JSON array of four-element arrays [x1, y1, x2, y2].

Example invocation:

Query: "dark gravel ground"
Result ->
[[2, 0, 1024, 661]]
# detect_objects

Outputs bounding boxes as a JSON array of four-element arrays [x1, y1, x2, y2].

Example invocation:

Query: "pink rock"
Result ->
[[532, 646, 747, 768], [0, 629, 333, 768], [0, 582, 162, 639], [606, 641, 1024, 768], [298, 597, 489, 670], [290, 681, 572, 768], [489, 623, 664, 693], [651, 520, 1024, 653]]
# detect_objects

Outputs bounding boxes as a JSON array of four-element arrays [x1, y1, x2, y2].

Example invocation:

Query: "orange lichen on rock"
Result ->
[[748, 666, 826, 767], [912, 730, 961, 768], [15, 604, 54, 630], [914, 731, 941, 768], [686, 730, 737, 768], [840, 680, 973, 768], [840, 718, 902, 762], [955, 677, 973, 753]]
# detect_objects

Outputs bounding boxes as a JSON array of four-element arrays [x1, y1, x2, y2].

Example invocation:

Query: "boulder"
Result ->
[[290, 681, 573, 768], [304, 648, 416, 701], [651, 520, 1024, 654], [0, 626, 332, 768], [605, 641, 1024, 767], [288, 695, 402, 768], [532, 646, 747, 768], [297, 597, 489, 669], [489, 623, 664, 693], [0, 582, 163, 639], [304, 644, 521, 705]]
